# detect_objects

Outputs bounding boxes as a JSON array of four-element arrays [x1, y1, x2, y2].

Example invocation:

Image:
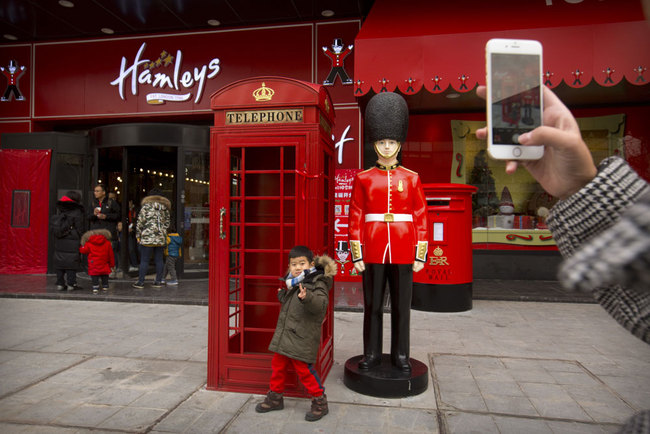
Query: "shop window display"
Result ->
[[450, 114, 625, 248]]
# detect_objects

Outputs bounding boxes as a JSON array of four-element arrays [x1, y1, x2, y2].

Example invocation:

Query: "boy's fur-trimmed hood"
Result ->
[[314, 254, 337, 278], [141, 195, 171, 210], [81, 229, 112, 245]]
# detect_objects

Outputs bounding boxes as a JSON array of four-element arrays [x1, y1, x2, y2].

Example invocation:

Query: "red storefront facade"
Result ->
[[1, 0, 649, 284]]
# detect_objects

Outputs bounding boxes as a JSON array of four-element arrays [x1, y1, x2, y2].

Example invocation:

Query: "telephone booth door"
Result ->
[[207, 77, 335, 396]]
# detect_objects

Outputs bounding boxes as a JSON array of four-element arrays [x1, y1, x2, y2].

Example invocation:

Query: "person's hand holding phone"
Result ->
[[476, 85, 597, 200]]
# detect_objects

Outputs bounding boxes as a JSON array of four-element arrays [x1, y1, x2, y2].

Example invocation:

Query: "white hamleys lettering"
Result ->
[[110, 42, 220, 104]]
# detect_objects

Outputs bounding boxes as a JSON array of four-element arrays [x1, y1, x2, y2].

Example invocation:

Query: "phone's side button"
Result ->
[[513, 147, 522, 157]]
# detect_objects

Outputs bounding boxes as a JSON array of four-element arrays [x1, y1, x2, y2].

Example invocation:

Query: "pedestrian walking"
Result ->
[[51, 191, 84, 291], [133, 189, 170, 289]]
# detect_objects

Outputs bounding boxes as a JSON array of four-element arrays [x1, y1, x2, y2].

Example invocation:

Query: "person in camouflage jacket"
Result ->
[[133, 189, 171, 288]]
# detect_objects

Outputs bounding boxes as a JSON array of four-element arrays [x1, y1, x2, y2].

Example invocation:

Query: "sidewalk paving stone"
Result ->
[[0, 298, 648, 433]]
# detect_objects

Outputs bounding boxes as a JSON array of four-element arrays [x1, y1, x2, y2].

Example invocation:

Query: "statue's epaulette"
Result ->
[[400, 166, 419, 175], [358, 167, 374, 175]]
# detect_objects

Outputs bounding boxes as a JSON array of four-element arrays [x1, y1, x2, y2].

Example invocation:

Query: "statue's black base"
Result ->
[[412, 282, 472, 312], [343, 354, 428, 398]]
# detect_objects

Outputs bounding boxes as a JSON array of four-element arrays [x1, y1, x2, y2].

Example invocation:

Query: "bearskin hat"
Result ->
[[364, 92, 409, 146]]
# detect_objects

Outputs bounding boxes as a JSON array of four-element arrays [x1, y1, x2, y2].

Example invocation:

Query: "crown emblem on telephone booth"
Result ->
[[253, 82, 275, 101]]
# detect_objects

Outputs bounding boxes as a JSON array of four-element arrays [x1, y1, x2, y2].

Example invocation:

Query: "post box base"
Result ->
[[411, 282, 472, 312], [343, 354, 428, 398]]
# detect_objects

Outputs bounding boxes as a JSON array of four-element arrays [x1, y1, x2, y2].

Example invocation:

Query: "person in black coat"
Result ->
[[53, 190, 85, 290]]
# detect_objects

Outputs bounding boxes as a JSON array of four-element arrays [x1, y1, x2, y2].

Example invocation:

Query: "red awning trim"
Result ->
[[354, 21, 650, 96]]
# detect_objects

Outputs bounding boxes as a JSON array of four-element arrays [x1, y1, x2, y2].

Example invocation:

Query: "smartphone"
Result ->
[[486, 38, 543, 160]]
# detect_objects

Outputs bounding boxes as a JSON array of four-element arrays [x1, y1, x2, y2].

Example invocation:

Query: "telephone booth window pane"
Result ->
[[229, 251, 240, 272], [230, 200, 240, 223], [229, 277, 240, 297], [230, 148, 242, 171], [230, 173, 241, 196], [245, 173, 281, 196], [283, 200, 295, 223], [243, 331, 273, 353], [228, 303, 241, 338], [246, 147, 281, 170], [283, 146, 296, 170], [229, 225, 240, 248], [244, 280, 278, 302], [244, 252, 282, 276], [245, 226, 282, 249], [283, 173, 296, 196], [245, 200, 283, 223]]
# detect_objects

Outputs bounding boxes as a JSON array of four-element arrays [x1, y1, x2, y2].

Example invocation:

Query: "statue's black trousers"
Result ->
[[362, 263, 413, 362]]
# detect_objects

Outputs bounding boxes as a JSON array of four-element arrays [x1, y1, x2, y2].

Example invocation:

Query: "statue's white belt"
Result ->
[[365, 213, 413, 223]]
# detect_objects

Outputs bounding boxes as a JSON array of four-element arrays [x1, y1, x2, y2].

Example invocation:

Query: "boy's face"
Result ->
[[289, 256, 314, 277]]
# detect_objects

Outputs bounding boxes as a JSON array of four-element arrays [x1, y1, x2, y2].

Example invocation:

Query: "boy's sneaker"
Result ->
[[56, 285, 66, 291], [160, 280, 166, 284], [67, 284, 82, 291], [151, 281, 163, 288], [132, 281, 144, 289], [255, 391, 284, 413], [102, 286, 109, 292], [166, 280, 178, 286], [92, 286, 99, 294], [305, 394, 328, 422]]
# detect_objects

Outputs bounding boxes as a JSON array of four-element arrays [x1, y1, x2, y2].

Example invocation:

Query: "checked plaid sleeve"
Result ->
[[548, 156, 650, 345]]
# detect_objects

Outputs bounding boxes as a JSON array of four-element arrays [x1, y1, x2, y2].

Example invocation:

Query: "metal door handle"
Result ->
[[219, 207, 226, 239]]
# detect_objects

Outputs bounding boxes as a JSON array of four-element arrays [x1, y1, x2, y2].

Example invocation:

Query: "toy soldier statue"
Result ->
[[348, 92, 428, 372]]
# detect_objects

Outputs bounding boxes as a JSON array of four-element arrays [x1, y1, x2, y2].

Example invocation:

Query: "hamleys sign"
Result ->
[[110, 42, 220, 105]]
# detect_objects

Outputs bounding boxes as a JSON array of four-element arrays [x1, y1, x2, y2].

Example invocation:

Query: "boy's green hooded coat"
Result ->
[[268, 255, 337, 364]]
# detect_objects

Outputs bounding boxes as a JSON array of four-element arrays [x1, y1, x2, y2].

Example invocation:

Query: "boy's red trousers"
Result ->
[[269, 353, 324, 397]]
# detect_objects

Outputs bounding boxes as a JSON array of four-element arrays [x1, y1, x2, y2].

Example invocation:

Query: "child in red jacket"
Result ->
[[80, 229, 115, 294]]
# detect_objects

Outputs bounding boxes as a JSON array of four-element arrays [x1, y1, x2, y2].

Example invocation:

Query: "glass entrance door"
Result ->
[[97, 146, 178, 274]]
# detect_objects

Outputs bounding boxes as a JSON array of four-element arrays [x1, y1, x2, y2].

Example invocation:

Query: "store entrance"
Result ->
[[97, 146, 177, 277], [93, 124, 210, 279]]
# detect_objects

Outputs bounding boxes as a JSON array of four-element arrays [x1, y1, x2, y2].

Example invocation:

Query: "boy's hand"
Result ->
[[298, 283, 306, 300]]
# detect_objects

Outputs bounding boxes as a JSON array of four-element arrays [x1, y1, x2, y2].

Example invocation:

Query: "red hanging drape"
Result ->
[[0, 149, 52, 274]]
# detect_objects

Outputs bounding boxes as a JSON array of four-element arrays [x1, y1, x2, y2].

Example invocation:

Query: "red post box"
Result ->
[[207, 77, 335, 396], [412, 183, 477, 312]]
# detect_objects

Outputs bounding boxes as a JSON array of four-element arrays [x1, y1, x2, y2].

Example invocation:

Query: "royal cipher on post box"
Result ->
[[412, 183, 477, 312], [207, 77, 336, 396]]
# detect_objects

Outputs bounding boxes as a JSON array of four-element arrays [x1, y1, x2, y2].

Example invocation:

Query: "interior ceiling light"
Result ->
[[3, 34, 18, 40], [58, 0, 74, 7], [446, 93, 461, 99], [207, 19, 221, 26], [101, 28, 115, 35], [321, 10, 335, 17]]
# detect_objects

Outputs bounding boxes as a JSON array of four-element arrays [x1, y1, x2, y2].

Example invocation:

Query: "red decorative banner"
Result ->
[[334, 169, 361, 282]]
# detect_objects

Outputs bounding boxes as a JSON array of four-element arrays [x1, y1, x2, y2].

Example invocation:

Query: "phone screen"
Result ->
[[490, 53, 541, 145]]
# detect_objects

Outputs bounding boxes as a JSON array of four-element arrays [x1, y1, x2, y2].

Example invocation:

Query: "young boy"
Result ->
[[255, 245, 336, 422], [79, 229, 115, 294], [162, 226, 182, 285]]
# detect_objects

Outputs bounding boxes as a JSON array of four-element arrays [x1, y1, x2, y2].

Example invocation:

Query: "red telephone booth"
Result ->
[[207, 77, 336, 396]]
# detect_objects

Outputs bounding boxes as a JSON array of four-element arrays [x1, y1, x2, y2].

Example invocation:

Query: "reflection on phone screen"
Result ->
[[491, 53, 541, 145]]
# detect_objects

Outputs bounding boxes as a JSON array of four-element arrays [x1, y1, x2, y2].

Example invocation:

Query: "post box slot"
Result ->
[[426, 197, 451, 207]]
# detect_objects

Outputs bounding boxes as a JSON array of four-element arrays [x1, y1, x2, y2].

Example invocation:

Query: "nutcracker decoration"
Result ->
[[1, 60, 26, 102], [348, 92, 428, 373], [322, 38, 353, 86]]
